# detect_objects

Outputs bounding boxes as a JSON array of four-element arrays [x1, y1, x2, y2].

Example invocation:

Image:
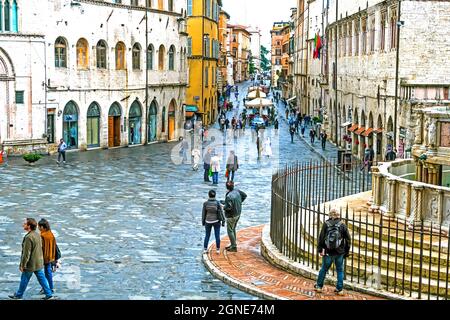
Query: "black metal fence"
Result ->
[[271, 159, 450, 300]]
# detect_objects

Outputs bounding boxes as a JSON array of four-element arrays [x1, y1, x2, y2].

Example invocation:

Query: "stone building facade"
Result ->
[[270, 21, 289, 89], [1, 0, 188, 155], [292, 0, 450, 161]]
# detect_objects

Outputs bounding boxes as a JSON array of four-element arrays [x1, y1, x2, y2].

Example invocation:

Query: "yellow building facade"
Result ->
[[218, 10, 230, 95], [186, 0, 222, 125]]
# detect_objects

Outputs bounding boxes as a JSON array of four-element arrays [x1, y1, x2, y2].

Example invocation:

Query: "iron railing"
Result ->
[[271, 159, 450, 300]]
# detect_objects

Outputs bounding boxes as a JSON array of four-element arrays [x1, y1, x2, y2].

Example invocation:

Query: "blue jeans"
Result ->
[[226, 170, 235, 182], [44, 263, 54, 291], [316, 254, 345, 291], [212, 172, 219, 184], [15, 269, 52, 298], [204, 222, 221, 250]]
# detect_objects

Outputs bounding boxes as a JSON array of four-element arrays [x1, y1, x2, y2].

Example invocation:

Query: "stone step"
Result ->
[[345, 214, 448, 254], [295, 246, 450, 298]]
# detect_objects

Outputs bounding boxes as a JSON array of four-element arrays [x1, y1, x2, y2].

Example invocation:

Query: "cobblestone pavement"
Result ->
[[0, 81, 329, 300], [205, 225, 383, 300]]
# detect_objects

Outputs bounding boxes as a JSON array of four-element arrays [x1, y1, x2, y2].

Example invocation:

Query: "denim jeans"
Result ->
[[226, 215, 240, 249], [226, 170, 235, 182], [203, 222, 221, 250], [15, 269, 52, 298], [316, 254, 345, 291], [212, 172, 219, 184], [58, 151, 66, 162], [44, 263, 53, 291]]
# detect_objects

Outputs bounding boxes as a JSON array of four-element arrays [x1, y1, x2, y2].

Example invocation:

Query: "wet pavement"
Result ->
[[0, 81, 331, 300]]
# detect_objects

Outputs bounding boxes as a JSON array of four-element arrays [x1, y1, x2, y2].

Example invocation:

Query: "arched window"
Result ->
[[390, 15, 397, 50], [116, 42, 126, 70], [147, 44, 154, 70], [132, 43, 141, 70], [4, 0, 10, 32], [96, 40, 107, 69], [158, 45, 165, 70], [11, 0, 17, 32], [76, 38, 89, 69], [55, 37, 67, 68], [168, 45, 175, 71]]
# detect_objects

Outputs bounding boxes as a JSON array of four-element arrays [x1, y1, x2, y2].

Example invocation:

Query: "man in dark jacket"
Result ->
[[9, 218, 53, 300], [223, 181, 247, 252], [314, 209, 351, 296]]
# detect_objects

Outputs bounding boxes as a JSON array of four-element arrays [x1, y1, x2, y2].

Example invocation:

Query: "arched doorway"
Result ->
[[387, 116, 394, 150], [63, 101, 79, 149], [168, 100, 176, 141], [87, 102, 101, 148], [108, 102, 122, 147], [129, 100, 142, 145], [148, 100, 158, 142], [368, 112, 374, 149]]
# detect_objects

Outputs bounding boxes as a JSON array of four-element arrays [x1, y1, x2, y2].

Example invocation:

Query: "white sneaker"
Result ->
[[203, 248, 208, 254], [216, 249, 220, 254]]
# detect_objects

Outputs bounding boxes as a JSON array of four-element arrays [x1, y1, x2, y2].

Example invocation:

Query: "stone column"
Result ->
[[385, 178, 397, 217], [410, 184, 424, 224], [405, 183, 412, 220], [369, 167, 381, 211]]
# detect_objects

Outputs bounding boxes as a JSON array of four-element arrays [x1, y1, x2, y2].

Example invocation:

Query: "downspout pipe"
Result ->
[[393, 0, 402, 149]]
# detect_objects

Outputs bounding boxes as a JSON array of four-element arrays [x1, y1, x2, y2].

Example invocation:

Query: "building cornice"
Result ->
[[77, 0, 182, 17]]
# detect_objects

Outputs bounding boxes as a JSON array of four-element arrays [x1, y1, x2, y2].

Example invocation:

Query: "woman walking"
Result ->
[[38, 219, 56, 294], [202, 190, 225, 254]]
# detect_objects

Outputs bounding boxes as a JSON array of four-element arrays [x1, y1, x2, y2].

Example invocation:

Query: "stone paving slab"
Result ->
[[203, 225, 383, 300]]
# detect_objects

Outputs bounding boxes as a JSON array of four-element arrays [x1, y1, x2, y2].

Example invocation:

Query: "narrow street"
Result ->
[[0, 81, 331, 300]]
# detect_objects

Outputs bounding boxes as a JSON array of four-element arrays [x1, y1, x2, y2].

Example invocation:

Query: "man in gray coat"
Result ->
[[223, 181, 247, 252], [9, 218, 53, 300]]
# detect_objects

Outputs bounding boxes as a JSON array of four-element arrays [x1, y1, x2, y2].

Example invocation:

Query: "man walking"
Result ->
[[289, 125, 296, 143], [203, 148, 212, 182], [309, 128, 316, 144], [9, 218, 53, 300], [223, 181, 247, 252], [314, 209, 351, 296], [320, 131, 328, 150], [57, 138, 67, 164], [226, 151, 239, 182]]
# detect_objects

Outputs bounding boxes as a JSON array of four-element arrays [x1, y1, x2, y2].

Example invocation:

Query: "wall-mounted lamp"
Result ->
[[57, 110, 63, 117]]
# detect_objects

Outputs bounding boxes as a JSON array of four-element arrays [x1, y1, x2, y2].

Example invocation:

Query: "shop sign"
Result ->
[[64, 114, 77, 122], [399, 127, 407, 138]]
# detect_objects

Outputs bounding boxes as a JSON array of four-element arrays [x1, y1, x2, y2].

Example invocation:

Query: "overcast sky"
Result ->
[[222, 0, 297, 48]]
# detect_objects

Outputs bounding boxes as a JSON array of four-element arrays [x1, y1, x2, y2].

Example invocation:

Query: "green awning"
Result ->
[[185, 105, 198, 113]]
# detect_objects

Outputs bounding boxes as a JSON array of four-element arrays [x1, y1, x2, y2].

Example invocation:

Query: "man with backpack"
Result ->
[[314, 208, 351, 296]]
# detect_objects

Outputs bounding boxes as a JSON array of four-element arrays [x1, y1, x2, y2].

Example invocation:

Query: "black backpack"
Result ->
[[325, 221, 342, 250]]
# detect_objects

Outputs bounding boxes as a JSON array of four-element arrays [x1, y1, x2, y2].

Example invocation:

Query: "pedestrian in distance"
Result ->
[[263, 137, 273, 158], [56, 138, 67, 164], [289, 125, 296, 143], [301, 124, 306, 137], [202, 189, 226, 254], [274, 119, 279, 131], [203, 148, 212, 182], [210, 152, 221, 186], [256, 135, 262, 157], [385, 144, 397, 161], [38, 219, 57, 295], [9, 218, 53, 300], [179, 137, 189, 164], [320, 131, 328, 150], [226, 150, 239, 182], [222, 181, 247, 252], [314, 208, 351, 296], [310, 128, 316, 144], [361, 145, 375, 172], [192, 148, 201, 171]]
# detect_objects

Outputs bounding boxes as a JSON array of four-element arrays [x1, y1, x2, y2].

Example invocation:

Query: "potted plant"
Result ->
[[23, 153, 42, 165]]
